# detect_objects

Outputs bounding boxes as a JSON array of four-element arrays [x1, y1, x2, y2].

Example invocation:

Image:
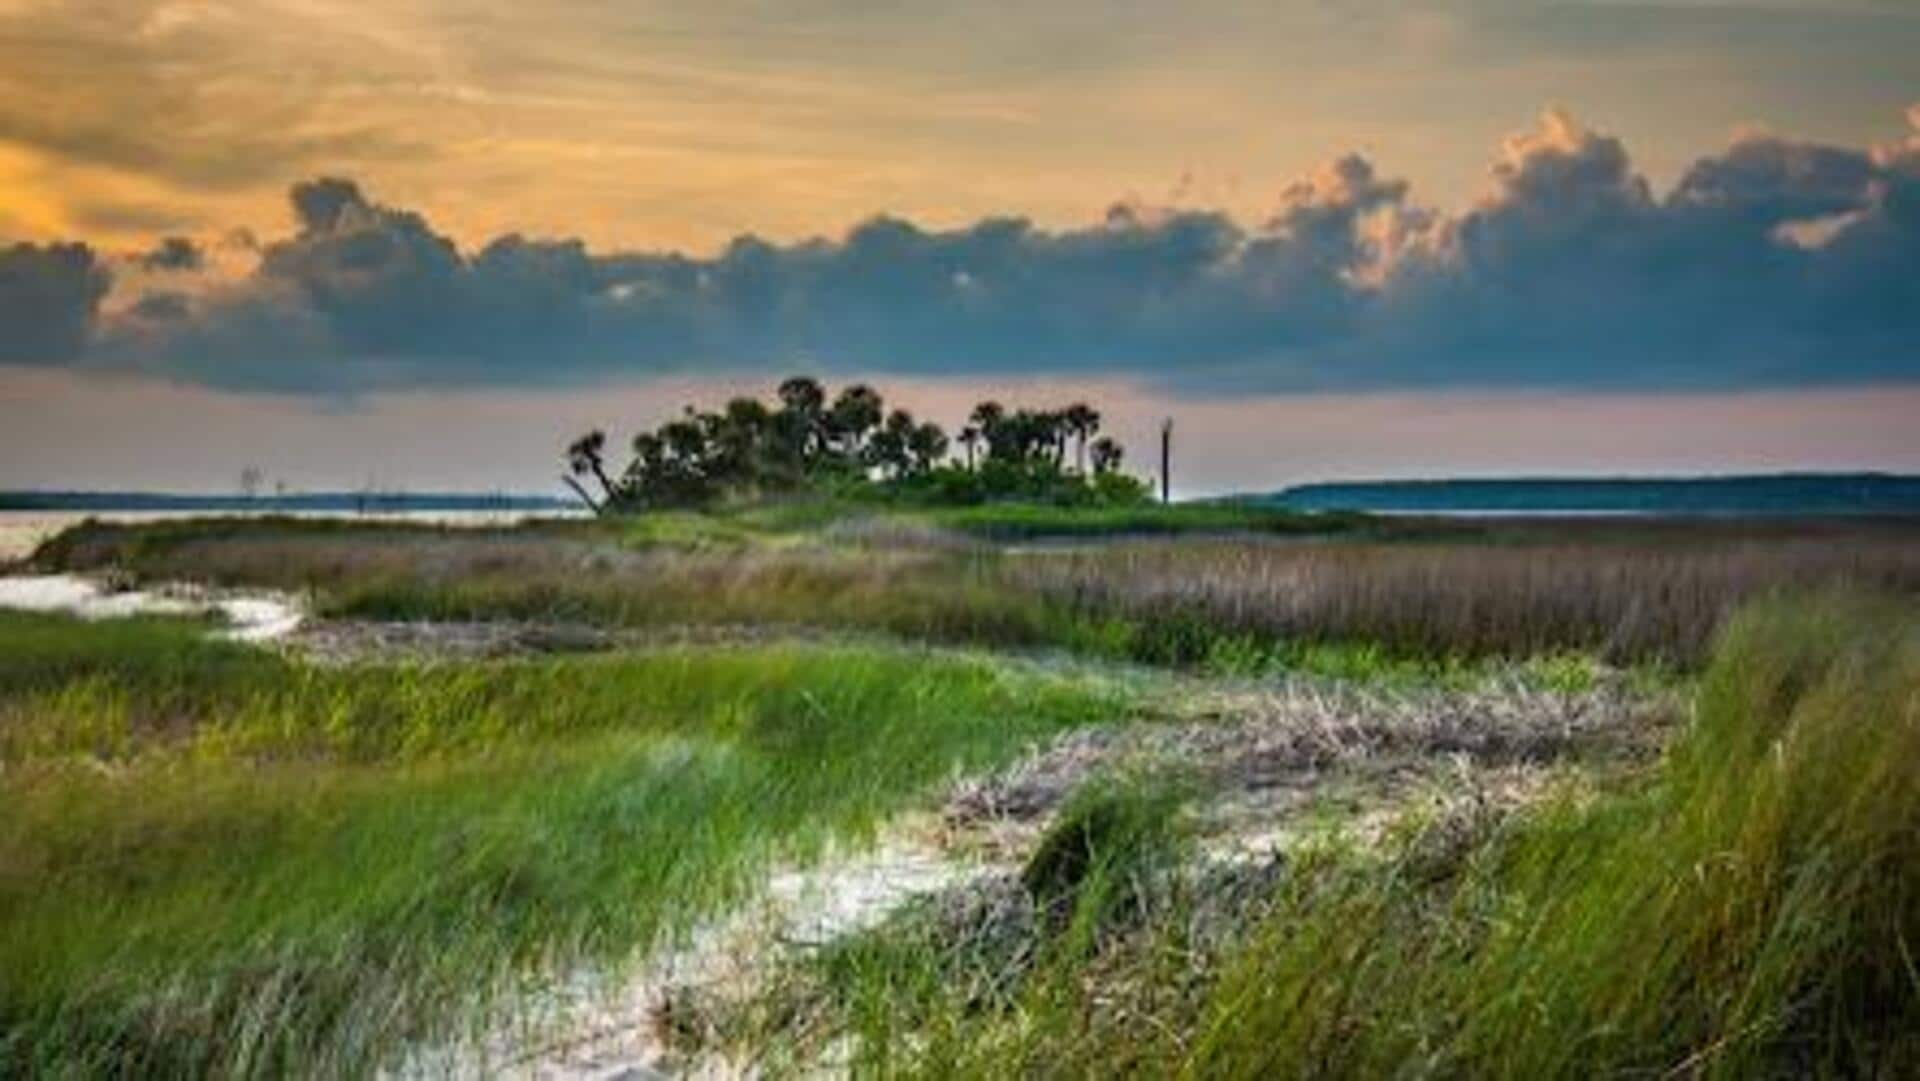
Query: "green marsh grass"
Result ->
[[0, 611, 1125, 1078], [1189, 590, 1920, 1077], [722, 769, 1203, 1074], [752, 591, 1920, 1077], [922, 502, 1364, 541], [1018, 770, 1195, 938]]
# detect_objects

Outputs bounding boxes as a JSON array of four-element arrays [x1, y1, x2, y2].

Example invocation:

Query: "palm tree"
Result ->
[[657, 417, 714, 502], [870, 408, 917, 477], [1043, 410, 1069, 469], [1089, 436, 1123, 475], [1063, 403, 1101, 473], [777, 376, 828, 459], [907, 421, 949, 474], [829, 384, 885, 459], [724, 396, 771, 431], [565, 430, 618, 505], [956, 425, 981, 471], [714, 397, 772, 487], [969, 401, 1006, 461], [778, 376, 825, 415], [1005, 409, 1061, 467], [661, 417, 708, 465]]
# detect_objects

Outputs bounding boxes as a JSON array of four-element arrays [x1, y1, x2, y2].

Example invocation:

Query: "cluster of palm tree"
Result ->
[[565, 376, 1132, 512], [956, 400, 1121, 476]]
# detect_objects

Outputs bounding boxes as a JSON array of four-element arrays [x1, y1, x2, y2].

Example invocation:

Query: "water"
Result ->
[[1271, 474, 1920, 516], [0, 508, 583, 564], [0, 574, 304, 641]]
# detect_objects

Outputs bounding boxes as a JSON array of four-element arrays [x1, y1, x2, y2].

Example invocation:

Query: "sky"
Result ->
[[1, 0, 1917, 496]]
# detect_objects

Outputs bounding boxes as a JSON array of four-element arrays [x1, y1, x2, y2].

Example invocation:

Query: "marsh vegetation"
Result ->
[[708, 594, 1920, 1078], [0, 610, 1122, 1076], [4, 505, 1918, 1077], [37, 509, 1920, 669]]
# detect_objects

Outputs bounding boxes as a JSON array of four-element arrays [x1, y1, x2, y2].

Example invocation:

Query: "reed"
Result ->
[[1008, 535, 1920, 664]]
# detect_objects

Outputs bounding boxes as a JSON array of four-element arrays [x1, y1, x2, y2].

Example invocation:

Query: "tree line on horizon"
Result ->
[[564, 376, 1143, 512]]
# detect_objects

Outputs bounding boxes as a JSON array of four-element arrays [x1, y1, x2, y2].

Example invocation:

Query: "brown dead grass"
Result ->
[[1003, 532, 1920, 664]]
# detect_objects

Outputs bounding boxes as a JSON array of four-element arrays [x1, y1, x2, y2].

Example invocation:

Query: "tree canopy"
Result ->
[[565, 376, 1145, 512]]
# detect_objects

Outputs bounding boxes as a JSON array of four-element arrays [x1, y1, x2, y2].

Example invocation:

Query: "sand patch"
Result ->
[[0, 574, 303, 641]]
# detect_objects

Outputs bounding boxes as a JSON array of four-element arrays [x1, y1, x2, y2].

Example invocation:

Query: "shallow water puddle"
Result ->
[[0, 574, 304, 641]]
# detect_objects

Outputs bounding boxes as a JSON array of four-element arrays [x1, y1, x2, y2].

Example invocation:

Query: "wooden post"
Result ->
[[1160, 418, 1173, 504]]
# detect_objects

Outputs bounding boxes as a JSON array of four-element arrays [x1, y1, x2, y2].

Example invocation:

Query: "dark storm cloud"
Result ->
[[0, 242, 111, 364], [57, 107, 1920, 394], [138, 236, 205, 272], [128, 291, 192, 322], [257, 177, 466, 357]]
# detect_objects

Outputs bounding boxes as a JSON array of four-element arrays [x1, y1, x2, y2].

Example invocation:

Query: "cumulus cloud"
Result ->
[[0, 242, 111, 363], [45, 105, 1920, 394]]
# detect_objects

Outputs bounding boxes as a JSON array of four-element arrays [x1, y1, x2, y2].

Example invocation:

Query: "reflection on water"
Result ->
[[0, 509, 582, 563]]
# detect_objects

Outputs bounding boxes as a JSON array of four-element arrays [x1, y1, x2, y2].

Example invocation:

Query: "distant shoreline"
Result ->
[[0, 491, 572, 513], [1263, 472, 1920, 516], [9, 472, 1920, 517]]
